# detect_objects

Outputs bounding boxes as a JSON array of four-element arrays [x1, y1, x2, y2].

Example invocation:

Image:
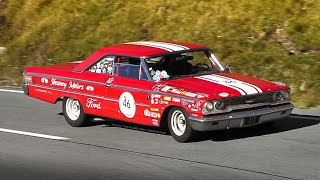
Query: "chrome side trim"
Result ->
[[25, 72, 199, 101], [30, 84, 149, 107]]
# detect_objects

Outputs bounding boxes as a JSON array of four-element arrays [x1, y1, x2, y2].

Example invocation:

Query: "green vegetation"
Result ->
[[0, 0, 319, 108]]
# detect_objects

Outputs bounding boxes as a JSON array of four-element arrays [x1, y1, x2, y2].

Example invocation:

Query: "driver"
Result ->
[[166, 54, 193, 75]]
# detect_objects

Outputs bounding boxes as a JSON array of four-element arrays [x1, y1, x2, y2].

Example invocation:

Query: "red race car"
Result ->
[[23, 41, 294, 142]]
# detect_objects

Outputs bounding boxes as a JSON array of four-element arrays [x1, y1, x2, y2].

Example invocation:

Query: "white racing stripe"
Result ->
[[126, 41, 189, 52], [197, 76, 247, 95], [149, 41, 190, 50], [213, 74, 263, 93], [196, 74, 262, 95], [0, 128, 70, 140], [0, 89, 24, 94]]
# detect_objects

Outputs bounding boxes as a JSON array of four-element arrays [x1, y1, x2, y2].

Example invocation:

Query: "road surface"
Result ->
[[0, 87, 319, 180]]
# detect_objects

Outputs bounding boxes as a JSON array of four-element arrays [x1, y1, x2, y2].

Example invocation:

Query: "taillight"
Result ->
[[24, 74, 32, 84]]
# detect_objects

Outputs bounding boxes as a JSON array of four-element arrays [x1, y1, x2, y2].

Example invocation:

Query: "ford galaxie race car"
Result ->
[[23, 41, 294, 142]]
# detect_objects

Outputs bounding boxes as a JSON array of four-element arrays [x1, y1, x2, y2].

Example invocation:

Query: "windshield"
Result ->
[[145, 50, 224, 81]]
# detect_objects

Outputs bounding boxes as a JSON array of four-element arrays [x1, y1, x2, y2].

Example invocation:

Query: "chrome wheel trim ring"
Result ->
[[66, 98, 80, 121], [171, 110, 186, 136]]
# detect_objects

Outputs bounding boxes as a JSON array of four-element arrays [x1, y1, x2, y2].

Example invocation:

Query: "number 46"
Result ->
[[123, 99, 130, 109]]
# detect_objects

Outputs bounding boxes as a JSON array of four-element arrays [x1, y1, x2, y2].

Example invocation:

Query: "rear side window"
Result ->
[[88, 56, 115, 75], [114, 57, 148, 80]]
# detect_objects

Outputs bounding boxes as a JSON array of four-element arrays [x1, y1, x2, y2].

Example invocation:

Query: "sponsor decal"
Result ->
[[40, 77, 49, 84], [191, 108, 198, 112], [191, 113, 199, 117], [152, 119, 159, 126], [151, 112, 158, 118], [223, 80, 237, 84], [197, 95, 205, 98], [144, 109, 151, 117], [35, 88, 51, 94], [119, 92, 136, 118], [161, 86, 172, 92], [86, 85, 94, 91], [185, 92, 197, 98], [153, 85, 163, 91], [106, 77, 114, 83], [154, 94, 161, 98], [163, 96, 171, 101], [182, 99, 194, 105], [171, 89, 182, 94], [68, 82, 84, 90], [172, 98, 180, 103], [219, 92, 229, 97], [51, 79, 67, 89], [187, 102, 201, 111], [181, 91, 188, 95], [86, 98, 102, 109], [159, 99, 168, 104], [150, 108, 159, 112]]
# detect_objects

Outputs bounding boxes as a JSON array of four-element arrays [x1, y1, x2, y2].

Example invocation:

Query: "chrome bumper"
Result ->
[[189, 103, 294, 131], [22, 83, 29, 95]]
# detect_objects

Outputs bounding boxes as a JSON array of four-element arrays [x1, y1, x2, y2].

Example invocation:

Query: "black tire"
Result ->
[[62, 97, 92, 127], [168, 107, 196, 143]]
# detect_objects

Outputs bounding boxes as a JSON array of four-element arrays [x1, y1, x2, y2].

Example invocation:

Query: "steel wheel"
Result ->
[[62, 97, 92, 127], [171, 110, 186, 136], [65, 98, 80, 121], [168, 107, 196, 143]]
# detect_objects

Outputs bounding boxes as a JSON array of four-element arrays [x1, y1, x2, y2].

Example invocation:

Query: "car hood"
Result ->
[[161, 73, 288, 100]]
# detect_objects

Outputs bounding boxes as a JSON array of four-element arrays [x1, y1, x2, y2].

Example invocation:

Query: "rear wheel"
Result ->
[[62, 97, 91, 127], [168, 107, 196, 143]]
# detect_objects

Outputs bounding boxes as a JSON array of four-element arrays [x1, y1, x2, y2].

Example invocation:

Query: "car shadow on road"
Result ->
[[195, 115, 320, 142], [57, 112, 320, 142]]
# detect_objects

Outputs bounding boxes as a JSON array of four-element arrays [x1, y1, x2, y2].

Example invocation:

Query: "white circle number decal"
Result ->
[[119, 92, 136, 118]]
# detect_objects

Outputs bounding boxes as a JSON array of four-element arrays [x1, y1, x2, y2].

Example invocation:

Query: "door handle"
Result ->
[[105, 84, 113, 87]]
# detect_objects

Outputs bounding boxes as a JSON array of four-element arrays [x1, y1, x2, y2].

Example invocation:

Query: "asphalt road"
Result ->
[[0, 87, 319, 180]]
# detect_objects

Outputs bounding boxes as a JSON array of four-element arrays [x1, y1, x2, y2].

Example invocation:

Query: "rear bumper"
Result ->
[[22, 83, 29, 95], [189, 103, 294, 131]]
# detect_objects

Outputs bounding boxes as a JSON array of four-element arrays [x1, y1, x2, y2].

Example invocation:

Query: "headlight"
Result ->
[[273, 92, 282, 102], [273, 90, 291, 102], [214, 101, 224, 110], [205, 102, 214, 111], [281, 90, 290, 101]]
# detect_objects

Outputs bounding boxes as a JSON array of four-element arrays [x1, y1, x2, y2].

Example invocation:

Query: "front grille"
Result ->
[[224, 92, 275, 109], [229, 92, 274, 105]]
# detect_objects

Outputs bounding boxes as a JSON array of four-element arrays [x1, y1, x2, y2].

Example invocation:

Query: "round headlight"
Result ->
[[273, 92, 282, 102], [205, 102, 214, 111], [281, 90, 290, 101], [214, 101, 224, 110]]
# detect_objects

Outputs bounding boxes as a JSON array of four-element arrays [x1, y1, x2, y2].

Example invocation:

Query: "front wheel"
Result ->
[[168, 107, 196, 143], [62, 97, 92, 127]]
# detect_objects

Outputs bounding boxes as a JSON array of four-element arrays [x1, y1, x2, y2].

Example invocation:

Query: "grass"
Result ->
[[0, 0, 319, 108]]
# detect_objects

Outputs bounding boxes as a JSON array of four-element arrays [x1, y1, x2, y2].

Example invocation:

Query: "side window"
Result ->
[[114, 57, 147, 80], [88, 56, 115, 74]]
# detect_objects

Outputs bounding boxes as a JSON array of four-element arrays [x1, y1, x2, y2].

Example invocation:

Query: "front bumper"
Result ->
[[189, 103, 294, 131], [22, 83, 29, 95]]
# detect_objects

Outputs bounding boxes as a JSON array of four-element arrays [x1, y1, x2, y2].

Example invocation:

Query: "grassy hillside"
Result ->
[[0, 0, 319, 108]]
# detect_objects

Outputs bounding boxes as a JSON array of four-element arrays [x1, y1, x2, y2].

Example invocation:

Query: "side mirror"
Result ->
[[225, 64, 232, 73]]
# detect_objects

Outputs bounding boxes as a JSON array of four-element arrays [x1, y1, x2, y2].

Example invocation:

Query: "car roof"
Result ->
[[74, 41, 207, 71]]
